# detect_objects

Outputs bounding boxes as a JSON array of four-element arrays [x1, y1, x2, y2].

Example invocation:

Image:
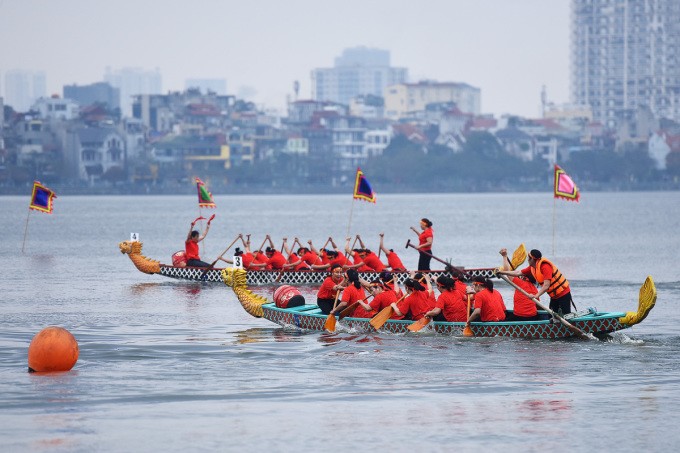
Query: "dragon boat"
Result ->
[[118, 240, 498, 286], [220, 267, 657, 339]]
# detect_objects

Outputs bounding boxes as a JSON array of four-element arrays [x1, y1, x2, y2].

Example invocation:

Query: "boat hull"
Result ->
[[158, 265, 497, 285], [261, 303, 631, 339]]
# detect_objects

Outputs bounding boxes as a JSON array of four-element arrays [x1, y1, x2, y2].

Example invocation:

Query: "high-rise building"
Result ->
[[311, 47, 408, 106], [3, 70, 47, 112], [571, 0, 680, 128], [104, 67, 162, 117]]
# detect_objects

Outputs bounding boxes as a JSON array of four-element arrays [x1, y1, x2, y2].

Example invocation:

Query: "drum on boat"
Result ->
[[172, 251, 187, 267], [273, 285, 305, 308]]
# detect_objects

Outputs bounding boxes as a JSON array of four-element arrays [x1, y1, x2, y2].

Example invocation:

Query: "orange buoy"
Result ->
[[27, 326, 79, 372]]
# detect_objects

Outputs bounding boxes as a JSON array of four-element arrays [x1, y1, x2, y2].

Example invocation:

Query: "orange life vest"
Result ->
[[531, 258, 570, 298]]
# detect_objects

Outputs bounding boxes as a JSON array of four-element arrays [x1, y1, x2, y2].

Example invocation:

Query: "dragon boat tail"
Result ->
[[222, 268, 657, 340]]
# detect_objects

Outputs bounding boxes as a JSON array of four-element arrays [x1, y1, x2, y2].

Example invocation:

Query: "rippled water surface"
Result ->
[[1, 192, 679, 452]]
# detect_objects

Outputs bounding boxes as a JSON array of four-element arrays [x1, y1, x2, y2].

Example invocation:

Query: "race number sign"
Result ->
[[233, 255, 243, 268], [130, 233, 139, 242]]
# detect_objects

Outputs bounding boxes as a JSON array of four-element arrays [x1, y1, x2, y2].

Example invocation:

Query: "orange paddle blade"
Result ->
[[324, 314, 337, 332], [463, 325, 474, 337], [407, 317, 431, 332], [370, 306, 394, 330]]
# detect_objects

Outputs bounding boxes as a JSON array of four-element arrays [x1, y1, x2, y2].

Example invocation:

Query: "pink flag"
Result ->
[[554, 164, 580, 202]]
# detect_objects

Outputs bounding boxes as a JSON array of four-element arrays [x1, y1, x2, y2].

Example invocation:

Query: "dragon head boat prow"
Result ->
[[619, 275, 657, 327], [221, 268, 268, 318], [118, 240, 161, 274]]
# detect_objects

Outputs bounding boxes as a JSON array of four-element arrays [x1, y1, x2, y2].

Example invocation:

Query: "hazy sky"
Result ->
[[0, 0, 570, 118]]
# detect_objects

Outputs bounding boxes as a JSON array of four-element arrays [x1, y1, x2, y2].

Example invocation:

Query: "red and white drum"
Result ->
[[273, 285, 305, 308], [172, 251, 187, 267]]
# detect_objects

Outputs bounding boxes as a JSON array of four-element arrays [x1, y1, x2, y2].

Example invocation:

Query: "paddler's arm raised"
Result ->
[[496, 249, 522, 277]]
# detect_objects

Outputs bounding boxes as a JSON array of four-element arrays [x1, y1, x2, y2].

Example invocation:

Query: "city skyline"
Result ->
[[0, 0, 570, 118]]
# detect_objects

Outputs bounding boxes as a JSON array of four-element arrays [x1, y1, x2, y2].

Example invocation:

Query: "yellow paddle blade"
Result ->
[[510, 243, 527, 270], [370, 306, 394, 330], [407, 317, 430, 332], [338, 301, 360, 320], [324, 314, 337, 332]]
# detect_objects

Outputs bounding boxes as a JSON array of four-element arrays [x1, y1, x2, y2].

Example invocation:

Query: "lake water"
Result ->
[[1, 192, 679, 452]]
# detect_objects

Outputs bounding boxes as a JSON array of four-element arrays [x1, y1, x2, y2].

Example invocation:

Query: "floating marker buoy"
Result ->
[[27, 326, 79, 372]]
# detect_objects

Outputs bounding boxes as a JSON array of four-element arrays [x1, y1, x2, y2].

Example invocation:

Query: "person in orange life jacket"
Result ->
[[497, 248, 573, 315], [331, 269, 369, 317], [466, 276, 507, 327], [410, 218, 434, 271], [498, 248, 540, 320], [425, 275, 468, 322], [316, 264, 347, 315], [391, 277, 434, 321], [185, 216, 212, 267], [378, 233, 407, 272]]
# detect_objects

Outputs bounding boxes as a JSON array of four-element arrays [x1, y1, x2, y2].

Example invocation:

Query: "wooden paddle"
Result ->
[[405, 239, 468, 277], [497, 274, 590, 340], [369, 294, 407, 331], [338, 294, 374, 320], [463, 293, 474, 337], [199, 234, 241, 279], [324, 291, 342, 332], [510, 243, 527, 270], [407, 316, 431, 332]]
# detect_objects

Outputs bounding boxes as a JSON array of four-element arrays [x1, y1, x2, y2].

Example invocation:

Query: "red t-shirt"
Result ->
[[397, 290, 433, 321], [419, 227, 433, 252], [439, 289, 467, 322], [253, 252, 268, 265], [386, 251, 406, 271], [362, 252, 385, 272], [185, 240, 200, 261], [473, 289, 507, 321], [266, 251, 287, 270], [301, 251, 321, 266], [370, 290, 398, 312], [317, 276, 340, 300], [342, 285, 370, 317], [241, 252, 255, 269], [329, 254, 347, 267], [512, 276, 538, 317]]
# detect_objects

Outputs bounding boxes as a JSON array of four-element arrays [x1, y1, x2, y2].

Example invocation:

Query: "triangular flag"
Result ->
[[353, 168, 376, 203], [554, 164, 580, 202], [195, 177, 216, 208]]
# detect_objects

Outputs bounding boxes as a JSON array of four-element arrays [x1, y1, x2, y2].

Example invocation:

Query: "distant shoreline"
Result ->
[[1, 182, 679, 196]]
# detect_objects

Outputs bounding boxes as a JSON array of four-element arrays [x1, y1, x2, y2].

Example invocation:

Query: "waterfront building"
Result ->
[[384, 81, 481, 120]]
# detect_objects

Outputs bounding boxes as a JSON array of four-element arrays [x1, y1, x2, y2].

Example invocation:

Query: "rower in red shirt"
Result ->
[[316, 264, 346, 314], [391, 276, 435, 321], [379, 233, 406, 272], [466, 277, 507, 328], [425, 275, 467, 322], [331, 269, 368, 317]]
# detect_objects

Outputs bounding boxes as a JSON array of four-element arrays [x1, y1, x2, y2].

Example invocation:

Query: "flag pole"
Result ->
[[22, 209, 32, 253], [347, 198, 355, 237], [552, 196, 556, 256]]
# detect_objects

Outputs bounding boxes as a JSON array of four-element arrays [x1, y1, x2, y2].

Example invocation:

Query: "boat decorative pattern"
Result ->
[[159, 265, 496, 285], [120, 240, 498, 285], [261, 304, 627, 338]]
